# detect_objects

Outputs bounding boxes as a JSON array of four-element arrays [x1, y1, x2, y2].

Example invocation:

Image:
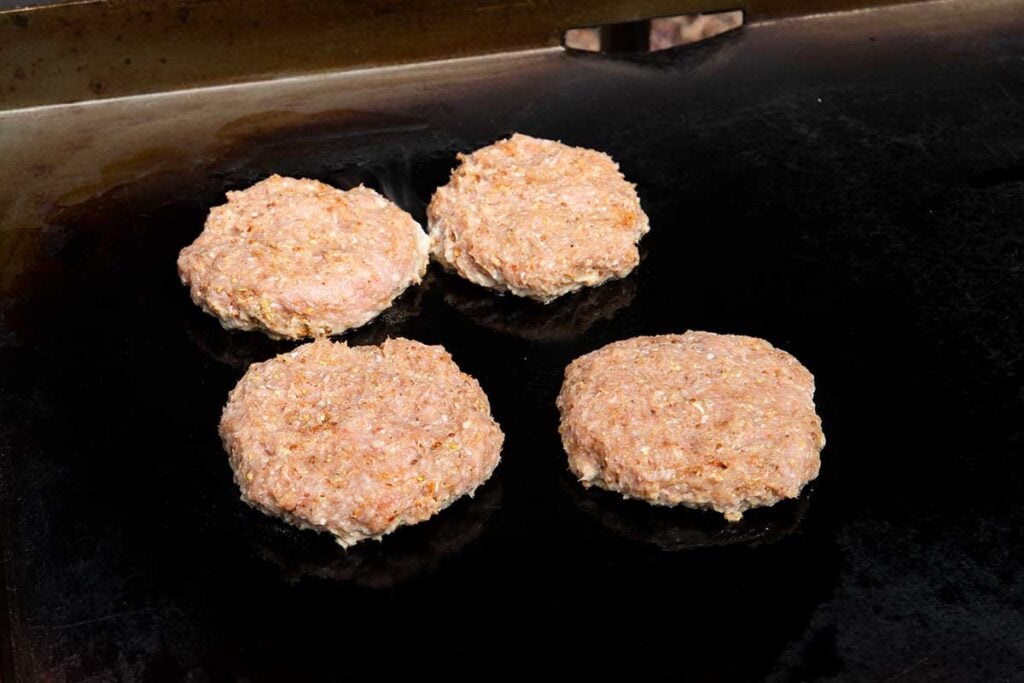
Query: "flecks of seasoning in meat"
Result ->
[[178, 175, 429, 339], [557, 332, 825, 521], [427, 134, 649, 302], [220, 338, 504, 547]]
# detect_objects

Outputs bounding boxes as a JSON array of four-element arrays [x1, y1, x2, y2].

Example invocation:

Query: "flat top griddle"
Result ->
[[1, 1, 1023, 680]]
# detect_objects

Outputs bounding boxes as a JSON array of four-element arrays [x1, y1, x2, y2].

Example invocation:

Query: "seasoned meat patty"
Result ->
[[178, 175, 429, 339], [220, 337, 504, 546], [557, 332, 824, 521], [427, 134, 649, 303]]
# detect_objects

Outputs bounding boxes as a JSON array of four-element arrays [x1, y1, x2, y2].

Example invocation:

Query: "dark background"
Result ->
[[2, 2, 1023, 680]]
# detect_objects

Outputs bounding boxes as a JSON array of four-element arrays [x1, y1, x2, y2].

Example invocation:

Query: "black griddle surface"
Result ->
[[2, 2, 1023, 680]]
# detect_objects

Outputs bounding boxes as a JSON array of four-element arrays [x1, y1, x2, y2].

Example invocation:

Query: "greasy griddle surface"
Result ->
[[2, 2, 1023, 680]]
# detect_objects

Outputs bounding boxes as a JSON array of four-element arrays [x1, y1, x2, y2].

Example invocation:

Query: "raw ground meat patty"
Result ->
[[178, 175, 429, 339], [427, 134, 649, 302], [557, 332, 825, 521], [220, 337, 504, 546]]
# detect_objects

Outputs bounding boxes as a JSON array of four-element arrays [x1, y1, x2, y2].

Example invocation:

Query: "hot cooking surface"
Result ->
[[1, 2, 1022, 680]]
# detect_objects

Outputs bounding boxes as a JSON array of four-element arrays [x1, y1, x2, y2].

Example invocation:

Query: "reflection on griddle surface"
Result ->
[[245, 481, 501, 588], [563, 472, 809, 551], [440, 270, 637, 342]]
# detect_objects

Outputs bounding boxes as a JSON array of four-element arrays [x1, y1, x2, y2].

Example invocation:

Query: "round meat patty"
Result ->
[[178, 175, 429, 339], [427, 134, 649, 303], [220, 337, 504, 546], [557, 332, 825, 521]]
